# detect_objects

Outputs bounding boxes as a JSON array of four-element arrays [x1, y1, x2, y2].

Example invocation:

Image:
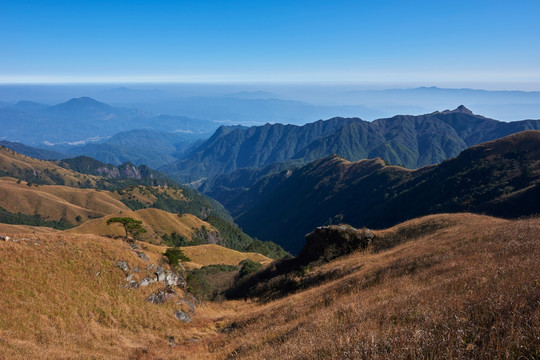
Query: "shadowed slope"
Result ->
[[235, 131, 540, 253]]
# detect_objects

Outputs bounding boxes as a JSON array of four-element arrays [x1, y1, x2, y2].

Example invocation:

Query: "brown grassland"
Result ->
[[0, 147, 101, 187], [181, 244, 272, 269], [0, 213, 539, 359], [69, 208, 216, 244], [0, 177, 130, 223], [111, 185, 187, 207]]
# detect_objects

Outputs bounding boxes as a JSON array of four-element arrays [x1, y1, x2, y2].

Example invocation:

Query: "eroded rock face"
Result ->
[[299, 225, 374, 263]]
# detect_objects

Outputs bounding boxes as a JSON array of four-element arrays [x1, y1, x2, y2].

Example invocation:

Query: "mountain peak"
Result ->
[[65, 97, 105, 106], [50, 97, 112, 111], [442, 105, 474, 115]]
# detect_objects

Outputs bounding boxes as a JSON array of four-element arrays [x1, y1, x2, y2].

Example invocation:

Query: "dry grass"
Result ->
[[0, 230, 252, 360], [1, 213, 539, 359], [181, 244, 273, 269], [199, 213, 540, 359], [0, 177, 129, 223], [112, 185, 187, 205], [69, 208, 214, 243], [0, 147, 100, 187], [0, 223, 59, 234]]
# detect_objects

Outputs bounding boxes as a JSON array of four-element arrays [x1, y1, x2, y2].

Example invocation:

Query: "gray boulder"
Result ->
[[164, 271, 186, 288], [174, 310, 191, 322], [138, 277, 155, 287], [134, 251, 150, 262], [116, 261, 129, 273], [147, 287, 177, 304]]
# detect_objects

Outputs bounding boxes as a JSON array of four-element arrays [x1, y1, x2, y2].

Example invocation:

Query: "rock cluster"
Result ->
[[116, 253, 196, 322], [116, 259, 186, 290]]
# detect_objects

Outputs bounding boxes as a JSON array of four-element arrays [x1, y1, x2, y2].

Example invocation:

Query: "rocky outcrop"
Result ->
[[299, 225, 374, 263], [134, 251, 150, 262], [147, 287, 178, 304], [118, 259, 186, 290]]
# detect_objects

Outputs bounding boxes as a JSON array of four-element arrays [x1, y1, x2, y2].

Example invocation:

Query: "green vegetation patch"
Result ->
[[187, 264, 239, 301], [164, 247, 191, 266]]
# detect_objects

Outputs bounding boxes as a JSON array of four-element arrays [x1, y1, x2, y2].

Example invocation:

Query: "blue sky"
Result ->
[[1, 0, 540, 87]]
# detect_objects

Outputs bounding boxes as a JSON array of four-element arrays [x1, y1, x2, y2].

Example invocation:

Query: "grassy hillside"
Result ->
[[0, 213, 538, 358], [0, 177, 129, 224], [0, 146, 100, 187], [207, 213, 540, 359], [0, 229, 220, 359], [0, 145, 234, 223], [181, 244, 272, 268], [70, 208, 215, 243]]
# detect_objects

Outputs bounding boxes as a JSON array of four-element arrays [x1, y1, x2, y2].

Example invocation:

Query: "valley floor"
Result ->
[[1, 213, 539, 359]]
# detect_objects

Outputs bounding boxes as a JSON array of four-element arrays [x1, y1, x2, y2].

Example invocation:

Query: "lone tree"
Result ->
[[106, 217, 147, 239]]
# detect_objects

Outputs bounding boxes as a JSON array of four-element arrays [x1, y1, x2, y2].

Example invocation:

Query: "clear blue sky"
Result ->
[[1, 0, 540, 87]]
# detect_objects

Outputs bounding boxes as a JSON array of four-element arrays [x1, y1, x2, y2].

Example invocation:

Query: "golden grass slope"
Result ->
[[70, 208, 214, 243], [0, 177, 130, 223], [1, 213, 538, 359], [0, 223, 59, 234], [182, 244, 272, 268], [204, 213, 540, 359], [0, 146, 100, 187], [0, 229, 272, 359], [112, 185, 186, 206], [0, 230, 219, 360]]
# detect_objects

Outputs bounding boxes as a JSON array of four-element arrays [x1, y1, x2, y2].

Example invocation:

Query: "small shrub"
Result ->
[[238, 259, 264, 278], [164, 248, 191, 266]]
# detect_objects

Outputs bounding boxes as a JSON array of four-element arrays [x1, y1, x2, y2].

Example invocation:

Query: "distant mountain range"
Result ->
[[163, 106, 540, 182], [212, 131, 540, 253], [2, 84, 540, 121], [125, 96, 386, 126], [0, 97, 217, 146]]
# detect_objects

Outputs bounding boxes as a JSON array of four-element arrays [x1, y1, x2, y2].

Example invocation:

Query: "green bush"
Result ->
[[164, 247, 191, 266], [238, 259, 264, 278], [162, 232, 190, 247], [186, 264, 238, 300]]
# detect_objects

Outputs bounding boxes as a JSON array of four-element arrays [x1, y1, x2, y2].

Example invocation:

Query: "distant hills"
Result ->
[[128, 96, 385, 126], [0, 97, 216, 146], [3, 84, 540, 121], [163, 106, 540, 182], [217, 131, 540, 253]]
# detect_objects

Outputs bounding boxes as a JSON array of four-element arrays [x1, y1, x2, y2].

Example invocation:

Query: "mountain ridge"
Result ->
[[163, 106, 540, 182]]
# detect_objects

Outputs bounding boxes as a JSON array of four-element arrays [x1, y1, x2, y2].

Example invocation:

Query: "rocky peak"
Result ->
[[442, 105, 474, 115]]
